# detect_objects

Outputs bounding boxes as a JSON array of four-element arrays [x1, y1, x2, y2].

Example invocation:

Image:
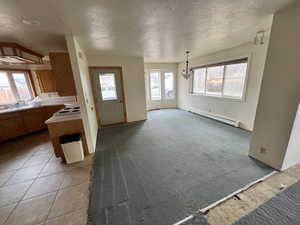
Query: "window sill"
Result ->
[[189, 93, 245, 102]]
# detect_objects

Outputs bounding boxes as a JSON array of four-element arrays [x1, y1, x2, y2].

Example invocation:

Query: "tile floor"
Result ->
[[0, 131, 93, 225]]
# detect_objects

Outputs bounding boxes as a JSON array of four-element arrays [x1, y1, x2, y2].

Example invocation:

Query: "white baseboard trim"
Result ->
[[185, 107, 240, 127]]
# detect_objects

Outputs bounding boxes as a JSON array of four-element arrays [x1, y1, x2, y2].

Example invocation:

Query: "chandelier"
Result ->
[[182, 51, 193, 80]]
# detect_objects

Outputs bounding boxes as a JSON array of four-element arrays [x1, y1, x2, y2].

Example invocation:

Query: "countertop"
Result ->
[[0, 103, 64, 114], [45, 113, 81, 124]]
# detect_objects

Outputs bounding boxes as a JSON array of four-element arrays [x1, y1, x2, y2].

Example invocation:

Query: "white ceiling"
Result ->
[[0, 0, 295, 62]]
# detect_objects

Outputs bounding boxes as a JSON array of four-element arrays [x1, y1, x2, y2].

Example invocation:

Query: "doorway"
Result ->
[[147, 70, 176, 110], [89, 67, 127, 126]]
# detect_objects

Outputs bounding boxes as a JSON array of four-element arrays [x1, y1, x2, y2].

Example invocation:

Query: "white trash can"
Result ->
[[59, 133, 84, 164]]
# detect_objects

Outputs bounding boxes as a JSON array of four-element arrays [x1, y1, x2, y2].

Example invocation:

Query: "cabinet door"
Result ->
[[35, 70, 56, 92], [49, 52, 76, 96], [0, 117, 26, 142], [22, 108, 47, 133]]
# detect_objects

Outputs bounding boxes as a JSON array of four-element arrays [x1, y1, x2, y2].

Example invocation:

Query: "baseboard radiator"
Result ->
[[188, 108, 240, 128]]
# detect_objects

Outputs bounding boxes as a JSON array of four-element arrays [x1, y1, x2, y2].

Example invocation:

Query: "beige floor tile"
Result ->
[[22, 154, 52, 168], [69, 155, 94, 169], [6, 165, 44, 185], [0, 170, 16, 187], [24, 173, 65, 200], [0, 181, 32, 207], [0, 204, 16, 225], [60, 167, 90, 189], [5, 193, 56, 225], [48, 156, 63, 163], [40, 161, 67, 177], [48, 183, 89, 219], [0, 157, 28, 172], [33, 146, 53, 156], [45, 209, 87, 225]]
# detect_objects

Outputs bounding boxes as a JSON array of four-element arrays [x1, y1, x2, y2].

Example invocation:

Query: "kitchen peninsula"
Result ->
[[45, 106, 89, 161]]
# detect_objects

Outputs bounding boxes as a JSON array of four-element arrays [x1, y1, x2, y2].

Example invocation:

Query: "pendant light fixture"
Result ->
[[182, 51, 193, 80]]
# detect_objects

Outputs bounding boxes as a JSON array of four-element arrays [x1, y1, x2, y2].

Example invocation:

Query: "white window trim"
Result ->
[[149, 69, 176, 101], [189, 54, 252, 102], [0, 70, 34, 105]]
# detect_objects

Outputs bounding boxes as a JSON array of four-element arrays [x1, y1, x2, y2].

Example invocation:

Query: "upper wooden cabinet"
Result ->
[[49, 52, 76, 96], [35, 70, 56, 93]]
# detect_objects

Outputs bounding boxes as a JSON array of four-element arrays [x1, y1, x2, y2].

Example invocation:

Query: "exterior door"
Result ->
[[90, 68, 126, 126], [148, 70, 176, 110]]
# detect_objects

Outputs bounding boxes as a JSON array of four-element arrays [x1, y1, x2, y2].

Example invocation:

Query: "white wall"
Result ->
[[88, 55, 147, 122], [177, 40, 270, 131], [66, 36, 98, 153], [144, 63, 178, 110], [283, 103, 300, 170], [249, 2, 300, 170]]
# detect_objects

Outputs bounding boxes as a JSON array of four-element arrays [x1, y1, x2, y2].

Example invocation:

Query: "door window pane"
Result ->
[[12, 73, 32, 100], [150, 72, 161, 100], [193, 68, 206, 94], [223, 63, 247, 98], [164, 72, 174, 99], [99, 73, 118, 100], [206, 66, 224, 96], [0, 72, 15, 104]]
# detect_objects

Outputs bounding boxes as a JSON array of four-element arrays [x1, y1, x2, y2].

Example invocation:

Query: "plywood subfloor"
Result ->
[[207, 163, 300, 225]]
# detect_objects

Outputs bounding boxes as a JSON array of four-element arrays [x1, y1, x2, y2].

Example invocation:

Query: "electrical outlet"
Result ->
[[260, 147, 267, 154]]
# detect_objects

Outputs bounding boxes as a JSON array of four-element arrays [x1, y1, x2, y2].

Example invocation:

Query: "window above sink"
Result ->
[[0, 70, 34, 106]]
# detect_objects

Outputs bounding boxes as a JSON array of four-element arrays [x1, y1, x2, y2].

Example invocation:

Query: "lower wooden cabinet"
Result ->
[[0, 105, 64, 142], [0, 116, 26, 142], [22, 108, 47, 133]]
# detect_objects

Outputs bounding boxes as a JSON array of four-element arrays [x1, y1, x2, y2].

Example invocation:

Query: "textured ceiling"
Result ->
[[0, 0, 296, 62]]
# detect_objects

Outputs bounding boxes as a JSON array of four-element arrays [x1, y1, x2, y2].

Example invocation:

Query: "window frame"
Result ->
[[149, 70, 176, 101], [190, 57, 250, 101], [0, 69, 35, 105], [149, 70, 162, 101], [163, 71, 175, 100], [98, 72, 118, 101]]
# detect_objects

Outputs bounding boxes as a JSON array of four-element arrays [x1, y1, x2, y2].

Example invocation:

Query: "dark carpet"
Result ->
[[232, 180, 300, 225], [88, 109, 273, 225]]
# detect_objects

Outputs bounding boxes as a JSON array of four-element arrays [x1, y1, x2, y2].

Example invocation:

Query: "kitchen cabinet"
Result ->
[[46, 118, 89, 160], [49, 52, 76, 96], [0, 105, 64, 142], [35, 70, 56, 93], [0, 112, 26, 142], [22, 108, 47, 133]]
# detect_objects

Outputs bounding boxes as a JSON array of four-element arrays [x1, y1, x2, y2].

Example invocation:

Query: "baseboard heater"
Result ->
[[188, 109, 240, 128]]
